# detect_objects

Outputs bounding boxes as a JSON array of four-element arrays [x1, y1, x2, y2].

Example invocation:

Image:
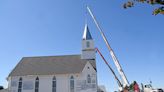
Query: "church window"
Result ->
[[18, 77, 22, 92], [70, 76, 74, 92], [87, 74, 91, 83], [35, 77, 39, 92], [52, 76, 56, 92], [86, 41, 90, 48]]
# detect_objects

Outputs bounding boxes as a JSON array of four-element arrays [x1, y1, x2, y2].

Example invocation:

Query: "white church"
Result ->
[[6, 24, 106, 92]]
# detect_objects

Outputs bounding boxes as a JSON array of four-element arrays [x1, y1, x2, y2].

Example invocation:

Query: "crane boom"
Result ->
[[87, 6, 129, 87]]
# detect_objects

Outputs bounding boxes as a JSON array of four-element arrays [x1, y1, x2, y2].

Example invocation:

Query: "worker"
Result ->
[[123, 86, 129, 92], [133, 81, 140, 92]]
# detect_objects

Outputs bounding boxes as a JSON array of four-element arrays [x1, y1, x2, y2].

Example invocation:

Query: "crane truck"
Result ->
[[86, 6, 163, 92]]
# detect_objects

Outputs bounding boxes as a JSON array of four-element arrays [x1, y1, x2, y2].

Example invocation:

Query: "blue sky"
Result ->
[[0, 0, 164, 92]]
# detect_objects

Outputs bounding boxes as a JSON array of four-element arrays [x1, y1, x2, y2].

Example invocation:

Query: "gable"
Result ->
[[82, 62, 97, 74]]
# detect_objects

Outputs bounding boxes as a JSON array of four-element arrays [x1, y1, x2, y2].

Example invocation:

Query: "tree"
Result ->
[[123, 0, 164, 15]]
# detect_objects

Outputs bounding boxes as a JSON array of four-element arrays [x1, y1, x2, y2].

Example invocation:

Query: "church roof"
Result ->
[[82, 24, 92, 40], [8, 55, 96, 77]]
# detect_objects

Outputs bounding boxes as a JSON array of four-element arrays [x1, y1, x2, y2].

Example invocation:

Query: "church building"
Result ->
[[7, 24, 98, 92]]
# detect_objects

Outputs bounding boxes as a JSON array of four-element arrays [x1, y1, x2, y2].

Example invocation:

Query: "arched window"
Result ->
[[70, 76, 74, 92], [52, 76, 56, 92], [87, 74, 91, 83], [35, 77, 39, 92], [18, 77, 22, 92]]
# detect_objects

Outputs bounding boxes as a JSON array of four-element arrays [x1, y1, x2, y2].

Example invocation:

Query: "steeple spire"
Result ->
[[82, 24, 92, 40], [81, 23, 95, 60]]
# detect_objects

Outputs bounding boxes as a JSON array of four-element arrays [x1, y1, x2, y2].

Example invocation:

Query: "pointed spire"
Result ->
[[82, 24, 92, 40]]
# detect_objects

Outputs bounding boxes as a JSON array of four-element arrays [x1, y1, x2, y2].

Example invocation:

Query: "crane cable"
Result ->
[[95, 48, 122, 87]]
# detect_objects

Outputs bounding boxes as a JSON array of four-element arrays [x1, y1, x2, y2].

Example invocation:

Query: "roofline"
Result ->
[[22, 54, 81, 58], [7, 57, 25, 78], [8, 73, 81, 77]]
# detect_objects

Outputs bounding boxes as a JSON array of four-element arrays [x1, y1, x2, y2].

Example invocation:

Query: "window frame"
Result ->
[[52, 76, 56, 92], [87, 74, 91, 84], [86, 41, 90, 48], [35, 77, 39, 92], [18, 77, 22, 92], [70, 76, 74, 92]]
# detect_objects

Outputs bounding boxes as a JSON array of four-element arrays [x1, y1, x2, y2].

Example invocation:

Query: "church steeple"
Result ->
[[82, 24, 92, 40], [81, 23, 95, 60]]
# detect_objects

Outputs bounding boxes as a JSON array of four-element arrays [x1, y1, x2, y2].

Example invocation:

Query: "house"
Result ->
[[7, 24, 98, 92]]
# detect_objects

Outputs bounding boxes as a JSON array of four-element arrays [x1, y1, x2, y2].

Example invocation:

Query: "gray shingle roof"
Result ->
[[9, 55, 96, 77]]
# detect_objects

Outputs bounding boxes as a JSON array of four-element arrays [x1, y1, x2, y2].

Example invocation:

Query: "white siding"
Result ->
[[9, 77, 19, 92], [56, 75, 69, 92], [81, 40, 96, 60], [82, 40, 94, 50], [23, 77, 34, 92], [75, 62, 97, 92], [81, 51, 95, 60], [8, 62, 97, 92], [39, 76, 51, 92]]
